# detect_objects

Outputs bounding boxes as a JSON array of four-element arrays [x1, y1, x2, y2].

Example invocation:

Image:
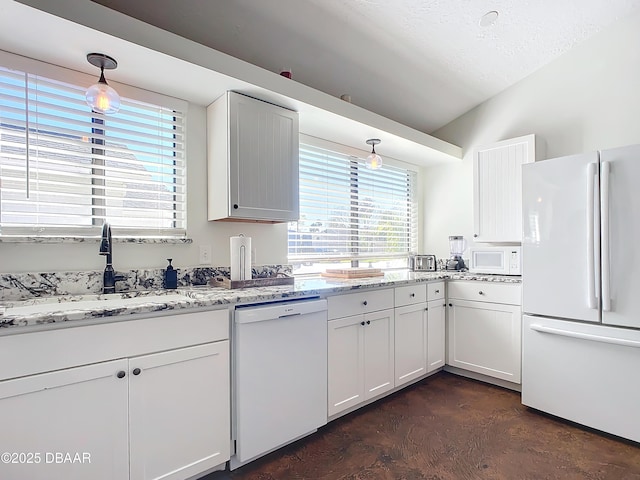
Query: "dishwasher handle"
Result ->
[[235, 298, 326, 324]]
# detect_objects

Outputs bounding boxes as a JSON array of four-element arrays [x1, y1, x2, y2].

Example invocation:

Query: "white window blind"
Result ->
[[0, 62, 186, 238], [289, 143, 418, 265]]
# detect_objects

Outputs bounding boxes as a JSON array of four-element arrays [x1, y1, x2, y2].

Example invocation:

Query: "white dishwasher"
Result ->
[[231, 298, 328, 470]]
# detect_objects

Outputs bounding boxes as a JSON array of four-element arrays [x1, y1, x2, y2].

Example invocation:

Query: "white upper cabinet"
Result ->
[[207, 91, 300, 222], [472, 134, 543, 243]]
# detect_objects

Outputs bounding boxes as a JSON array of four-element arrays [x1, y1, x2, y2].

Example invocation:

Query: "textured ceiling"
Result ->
[[91, 0, 640, 133]]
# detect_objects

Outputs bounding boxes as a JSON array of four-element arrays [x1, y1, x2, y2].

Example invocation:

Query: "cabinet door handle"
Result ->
[[425, 307, 428, 311], [116, 370, 126, 379], [410, 293, 415, 297], [474, 234, 478, 238], [435, 289, 440, 294], [132, 368, 141, 376], [366, 320, 371, 325], [448, 303, 453, 307], [233, 204, 239, 209], [363, 300, 368, 306], [361, 321, 365, 326], [478, 291, 484, 295]]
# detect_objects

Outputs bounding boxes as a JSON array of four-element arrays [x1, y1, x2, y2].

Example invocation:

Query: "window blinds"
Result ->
[[0, 64, 186, 237], [289, 143, 418, 262]]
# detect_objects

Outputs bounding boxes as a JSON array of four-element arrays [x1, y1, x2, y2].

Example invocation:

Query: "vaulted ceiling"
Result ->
[[90, 0, 640, 133]]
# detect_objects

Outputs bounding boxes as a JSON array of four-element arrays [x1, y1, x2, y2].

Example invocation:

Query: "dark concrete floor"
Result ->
[[207, 372, 640, 479]]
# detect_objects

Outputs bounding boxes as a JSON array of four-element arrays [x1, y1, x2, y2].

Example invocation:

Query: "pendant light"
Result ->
[[366, 138, 382, 170], [85, 53, 121, 115]]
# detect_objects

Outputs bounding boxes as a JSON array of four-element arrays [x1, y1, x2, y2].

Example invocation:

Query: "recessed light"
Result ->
[[479, 10, 499, 27]]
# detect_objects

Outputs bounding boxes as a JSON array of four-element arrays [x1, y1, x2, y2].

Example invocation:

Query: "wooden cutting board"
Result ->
[[321, 268, 384, 279]]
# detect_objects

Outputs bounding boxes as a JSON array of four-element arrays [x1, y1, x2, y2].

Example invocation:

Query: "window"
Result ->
[[289, 140, 418, 273], [0, 55, 186, 238]]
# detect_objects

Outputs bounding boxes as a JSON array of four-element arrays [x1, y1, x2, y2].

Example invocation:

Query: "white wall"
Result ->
[[0, 104, 288, 273], [423, 10, 640, 260]]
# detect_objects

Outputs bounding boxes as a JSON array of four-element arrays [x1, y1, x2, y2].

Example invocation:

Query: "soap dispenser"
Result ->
[[164, 258, 178, 289]]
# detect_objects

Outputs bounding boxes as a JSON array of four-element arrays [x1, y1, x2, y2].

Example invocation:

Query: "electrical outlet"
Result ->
[[199, 245, 212, 265]]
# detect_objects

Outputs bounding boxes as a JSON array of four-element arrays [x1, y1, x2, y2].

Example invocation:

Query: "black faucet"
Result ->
[[99, 222, 125, 294]]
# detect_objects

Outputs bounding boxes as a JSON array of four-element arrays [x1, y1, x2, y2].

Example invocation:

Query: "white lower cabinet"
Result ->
[[447, 281, 522, 384], [129, 342, 230, 480], [362, 309, 395, 400], [394, 302, 428, 386], [394, 282, 445, 386], [426, 299, 446, 372], [327, 290, 395, 417], [0, 360, 129, 480], [0, 311, 230, 480]]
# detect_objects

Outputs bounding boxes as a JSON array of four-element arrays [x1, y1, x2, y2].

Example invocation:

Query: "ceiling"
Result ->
[[89, 0, 640, 134]]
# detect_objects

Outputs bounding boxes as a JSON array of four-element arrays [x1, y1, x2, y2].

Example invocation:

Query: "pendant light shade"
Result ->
[[366, 138, 382, 170], [85, 53, 120, 115]]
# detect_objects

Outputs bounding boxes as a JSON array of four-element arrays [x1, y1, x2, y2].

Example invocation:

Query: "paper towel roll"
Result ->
[[230, 235, 252, 281]]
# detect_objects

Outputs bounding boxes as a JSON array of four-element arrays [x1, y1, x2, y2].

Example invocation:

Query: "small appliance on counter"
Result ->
[[446, 235, 466, 271], [469, 245, 521, 275], [409, 254, 437, 271]]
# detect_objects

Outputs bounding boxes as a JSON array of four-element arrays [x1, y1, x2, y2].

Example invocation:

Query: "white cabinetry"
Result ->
[[394, 284, 427, 387], [394, 282, 445, 387], [0, 310, 230, 480], [129, 342, 230, 480], [447, 281, 522, 384], [0, 360, 129, 480], [207, 91, 299, 222], [473, 134, 542, 242], [327, 289, 394, 417], [427, 283, 446, 372]]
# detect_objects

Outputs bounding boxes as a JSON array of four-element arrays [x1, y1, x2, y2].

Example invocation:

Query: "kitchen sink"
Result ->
[[4, 290, 192, 316]]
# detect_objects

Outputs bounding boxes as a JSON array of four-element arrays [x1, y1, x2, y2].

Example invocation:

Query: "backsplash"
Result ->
[[0, 265, 291, 302]]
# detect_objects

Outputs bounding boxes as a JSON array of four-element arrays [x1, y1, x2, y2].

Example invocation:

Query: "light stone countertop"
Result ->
[[0, 270, 520, 334]]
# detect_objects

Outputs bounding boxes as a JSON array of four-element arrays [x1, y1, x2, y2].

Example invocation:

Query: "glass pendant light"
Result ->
[[366, 139, 382, 170], [85, 53, 121, 115]]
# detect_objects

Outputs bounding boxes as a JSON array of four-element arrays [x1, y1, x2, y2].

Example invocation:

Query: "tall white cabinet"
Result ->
[[472, 134, 542, 242], [207, 91, 299, 222]]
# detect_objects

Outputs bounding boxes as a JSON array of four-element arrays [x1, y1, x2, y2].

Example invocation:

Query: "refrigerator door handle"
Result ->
[[530, 324, 640, 348], [601, 161, 611, 312], [586, 162, 597, 309]]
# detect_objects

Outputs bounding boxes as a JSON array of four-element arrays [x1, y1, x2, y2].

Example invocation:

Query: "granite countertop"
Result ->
[[0, 270, 521, 334]]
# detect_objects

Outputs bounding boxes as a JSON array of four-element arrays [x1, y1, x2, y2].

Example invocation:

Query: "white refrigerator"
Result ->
[[521, 143, 640, 443]]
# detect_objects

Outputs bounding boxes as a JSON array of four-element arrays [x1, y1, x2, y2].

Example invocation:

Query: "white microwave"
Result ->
[[469, 246, 521, 275]]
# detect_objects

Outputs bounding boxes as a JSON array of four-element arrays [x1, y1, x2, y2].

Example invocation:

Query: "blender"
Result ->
[[447, 235, 466, 270]]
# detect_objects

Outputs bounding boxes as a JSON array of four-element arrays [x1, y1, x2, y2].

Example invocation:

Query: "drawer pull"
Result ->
[[360, 321, 365, 326], [448, 303, 453, 307], [366, 320, 371, 325], [363, 300, 368, 306], [410, 293, 415, 297], [478, 291, 484, 295], [435, 289, 440, 293]]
